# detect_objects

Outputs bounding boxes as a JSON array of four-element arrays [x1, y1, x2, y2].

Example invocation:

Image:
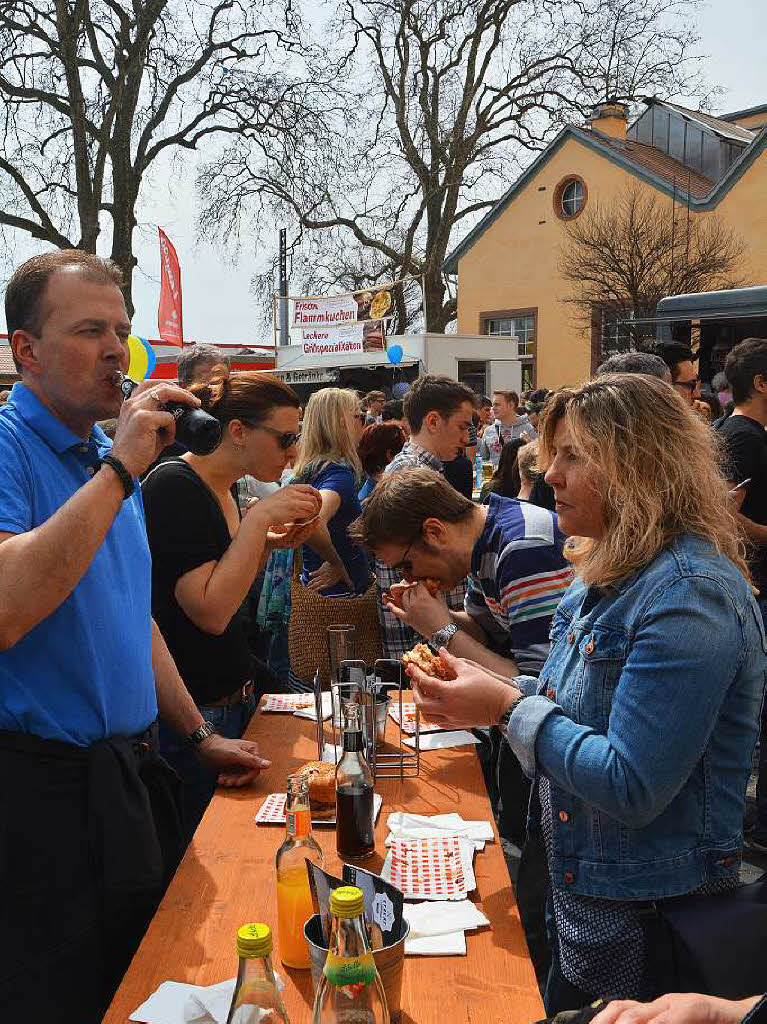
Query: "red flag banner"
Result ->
[[157, 228, 183, 345]]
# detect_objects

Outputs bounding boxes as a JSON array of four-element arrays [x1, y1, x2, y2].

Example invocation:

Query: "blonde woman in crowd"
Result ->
[[405, 374, 765, 1010], [292, 387, 370, 597]]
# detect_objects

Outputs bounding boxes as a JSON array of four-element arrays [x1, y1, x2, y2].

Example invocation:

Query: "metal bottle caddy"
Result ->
[[314, 625, 420, 779]]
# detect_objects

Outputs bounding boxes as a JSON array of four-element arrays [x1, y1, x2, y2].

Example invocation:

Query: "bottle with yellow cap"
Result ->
[[225, 923, 291, 1024], [312, 886, 388, 1024]]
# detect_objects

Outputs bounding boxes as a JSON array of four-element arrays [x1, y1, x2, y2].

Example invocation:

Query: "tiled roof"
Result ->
[[583, 129, 715, 198], [0, 347, 18, 375]]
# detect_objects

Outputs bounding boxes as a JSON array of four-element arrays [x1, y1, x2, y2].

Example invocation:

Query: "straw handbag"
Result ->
[[288, 551, 382, 687]]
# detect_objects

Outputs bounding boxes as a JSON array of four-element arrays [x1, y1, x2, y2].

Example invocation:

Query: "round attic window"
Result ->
[[555, 176, 587, 219]]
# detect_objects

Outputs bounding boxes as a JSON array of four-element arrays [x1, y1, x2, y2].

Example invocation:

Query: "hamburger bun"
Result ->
[[293, 760, 336, 819], [402, 643, 455, 680], [421, 578, 441, 596]]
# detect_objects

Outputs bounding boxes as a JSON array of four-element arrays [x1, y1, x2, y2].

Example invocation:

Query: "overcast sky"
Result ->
[[2, 0, 765, 344]]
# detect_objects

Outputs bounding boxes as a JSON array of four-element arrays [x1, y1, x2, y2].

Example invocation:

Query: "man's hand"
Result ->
[[111, 380, 200, 477], [405, 648, 521, 729], [383, 582, 451, 638], [592, 994, 762, 1024], [197, 734, 271, 787]]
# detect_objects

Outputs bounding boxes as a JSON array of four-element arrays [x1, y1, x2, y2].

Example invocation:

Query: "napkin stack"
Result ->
[[404, 900, 490, 955], [386, 812, 495, 851], [130, 972, 285, 1024], [293, 691, 333, 721], [383, 812, 494, 955]]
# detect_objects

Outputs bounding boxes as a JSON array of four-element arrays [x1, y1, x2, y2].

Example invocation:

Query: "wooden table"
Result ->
[[105, 702, 543, 1024]]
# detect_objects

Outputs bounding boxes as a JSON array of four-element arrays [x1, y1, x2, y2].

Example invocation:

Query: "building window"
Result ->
[[599, 306, 634, 357], [554, 175, 587, 220], [457, 360, 487, 396], [484, 314, 535, 356]]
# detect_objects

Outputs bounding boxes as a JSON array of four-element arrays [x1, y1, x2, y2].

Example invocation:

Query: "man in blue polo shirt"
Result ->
[[0, 250, 270, 1023]]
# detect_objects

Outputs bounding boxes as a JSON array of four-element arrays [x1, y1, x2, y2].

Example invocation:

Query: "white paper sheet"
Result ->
[[403, 730, 480, 750]]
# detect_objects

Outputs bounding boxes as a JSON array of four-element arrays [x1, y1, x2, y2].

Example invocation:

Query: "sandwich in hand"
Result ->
[[402, 643, 456, 680]]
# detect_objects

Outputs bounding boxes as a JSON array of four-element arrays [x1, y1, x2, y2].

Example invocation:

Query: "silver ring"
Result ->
[[148, 388, 162, 405]]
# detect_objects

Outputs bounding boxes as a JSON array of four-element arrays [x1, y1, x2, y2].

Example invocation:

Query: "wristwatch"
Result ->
[[189, 720, 216, 745], [428, 622, 458, 652], [498, 693, 526, 733]]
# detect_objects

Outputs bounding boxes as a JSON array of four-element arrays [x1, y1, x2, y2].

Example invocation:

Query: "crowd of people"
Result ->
[[0, 249, 765, 1023]]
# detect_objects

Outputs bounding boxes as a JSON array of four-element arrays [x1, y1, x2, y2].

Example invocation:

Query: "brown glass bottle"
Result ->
[[336, 702, 375, 861]]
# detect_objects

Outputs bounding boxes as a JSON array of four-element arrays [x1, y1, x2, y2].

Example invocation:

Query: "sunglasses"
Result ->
[[248, 423, 301, 450]]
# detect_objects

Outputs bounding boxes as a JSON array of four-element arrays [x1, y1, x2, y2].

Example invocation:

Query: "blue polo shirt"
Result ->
[[0, 383, 156, 745]]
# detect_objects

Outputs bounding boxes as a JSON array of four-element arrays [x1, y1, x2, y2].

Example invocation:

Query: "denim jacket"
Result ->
[[505, 533, 766, 900]]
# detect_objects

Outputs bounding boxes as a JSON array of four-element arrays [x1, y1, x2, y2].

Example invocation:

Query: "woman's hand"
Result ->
[[265, 518, 320, 553], [251, 484, 321, 529], [591, 994, 762, 1024], [405, 648, 521, 729], [383, 582, 451, 637], [307, 560, 354, 592]]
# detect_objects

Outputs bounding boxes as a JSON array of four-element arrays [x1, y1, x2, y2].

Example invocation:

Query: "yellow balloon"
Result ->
[[127, 335, 154, 380]]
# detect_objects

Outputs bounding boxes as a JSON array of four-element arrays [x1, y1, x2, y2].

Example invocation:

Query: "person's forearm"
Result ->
[[450, 610, 487, 643], [447, 628, 520, 677], [0, 468, 124, 647], [305, 520, 345, 567], [191, 508, 270, 631], [737, 512, 767, 545], [152, 619, 205, 736]]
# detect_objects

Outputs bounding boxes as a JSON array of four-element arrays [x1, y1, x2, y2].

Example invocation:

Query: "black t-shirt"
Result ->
[[442, 454, 473, 499], [717, 413, 767, 590], [141, 459, 252, 704]]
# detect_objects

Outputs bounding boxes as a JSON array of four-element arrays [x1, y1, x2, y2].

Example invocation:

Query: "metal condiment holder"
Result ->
[[317, 627, 420, 778]]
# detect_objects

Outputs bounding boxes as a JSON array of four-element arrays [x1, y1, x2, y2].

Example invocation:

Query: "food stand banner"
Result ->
[[292, 281, 400, 329], [301, 321, 387, 357], [157, 228, 183, 345]]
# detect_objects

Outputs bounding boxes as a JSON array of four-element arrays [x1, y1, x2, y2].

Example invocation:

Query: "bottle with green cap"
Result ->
[[312, 886, 388, 1024], [226, 923, 291, 1024]]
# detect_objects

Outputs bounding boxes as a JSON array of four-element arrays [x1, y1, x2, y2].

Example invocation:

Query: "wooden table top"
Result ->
[[104, 701, 543, 1024]]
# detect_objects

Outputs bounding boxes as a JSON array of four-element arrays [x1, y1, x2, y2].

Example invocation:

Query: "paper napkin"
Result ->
[[403, 730, 479, 750], [402, 899, 489, 956], [293, 692, 333, 721], [386, 812, 495, 851]]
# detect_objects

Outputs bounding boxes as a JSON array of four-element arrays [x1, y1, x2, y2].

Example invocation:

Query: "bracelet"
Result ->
[[498, 693, 526, 733], [100, 453, 135, 499]]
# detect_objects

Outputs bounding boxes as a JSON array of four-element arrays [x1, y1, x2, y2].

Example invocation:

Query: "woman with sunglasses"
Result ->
[[141, 370, 321, 843]]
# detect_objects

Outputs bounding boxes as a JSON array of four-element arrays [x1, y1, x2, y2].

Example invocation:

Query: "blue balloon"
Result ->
[[392, 381, 410, 398], [388, 344, 403, 364]]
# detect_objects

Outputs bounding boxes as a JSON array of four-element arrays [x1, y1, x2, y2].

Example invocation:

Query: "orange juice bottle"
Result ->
[[276, 774, 323, 968]]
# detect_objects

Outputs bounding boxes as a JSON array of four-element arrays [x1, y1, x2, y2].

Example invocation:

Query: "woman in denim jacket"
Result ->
[[404, 375, 766, 1011]]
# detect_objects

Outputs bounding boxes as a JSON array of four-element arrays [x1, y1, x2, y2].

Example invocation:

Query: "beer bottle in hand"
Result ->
[[336, 702, 375, 861]]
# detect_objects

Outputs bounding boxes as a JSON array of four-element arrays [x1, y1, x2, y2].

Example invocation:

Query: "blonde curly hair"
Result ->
[[538, 373, 751, 589]]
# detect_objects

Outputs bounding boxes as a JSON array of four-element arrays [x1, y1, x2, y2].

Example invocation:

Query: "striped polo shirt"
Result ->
[[465, 493, 571, 674]]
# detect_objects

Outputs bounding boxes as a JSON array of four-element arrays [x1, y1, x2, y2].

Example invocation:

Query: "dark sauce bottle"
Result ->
[[336, 701, 375, 861]]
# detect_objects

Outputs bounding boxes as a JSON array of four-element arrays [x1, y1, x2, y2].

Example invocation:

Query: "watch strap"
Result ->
[[101, 453, 135, 499], [189, 720, 216, 745], [428, 622, 458, 652]]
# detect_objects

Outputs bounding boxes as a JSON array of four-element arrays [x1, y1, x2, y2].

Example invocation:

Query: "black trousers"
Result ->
[[0, 727, 183, 1024]]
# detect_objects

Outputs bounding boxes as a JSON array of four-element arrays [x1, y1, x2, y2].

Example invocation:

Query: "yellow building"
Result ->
[[443, 100, 767, 390]]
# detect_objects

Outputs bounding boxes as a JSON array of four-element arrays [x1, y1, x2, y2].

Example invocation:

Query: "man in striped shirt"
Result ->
[[349, 466, 570, 677]]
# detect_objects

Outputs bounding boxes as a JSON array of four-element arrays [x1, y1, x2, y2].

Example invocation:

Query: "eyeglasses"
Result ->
[[354, 412, 366, 423], [248, 423, 301, 449], [673, 378, 699, 392], [391, 533, 420, 576]]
